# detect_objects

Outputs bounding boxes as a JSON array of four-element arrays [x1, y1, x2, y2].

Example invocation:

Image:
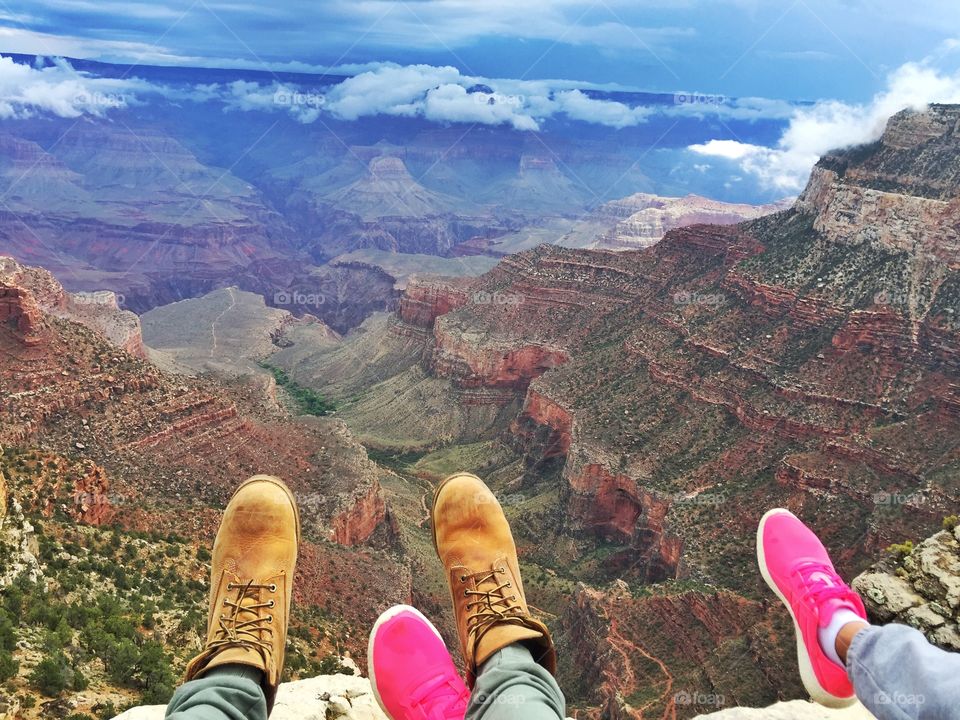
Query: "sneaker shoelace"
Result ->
[[793, 560, 858, 610], [404, 673, 470, 720], [206, 580, 276, 658], [461, 566, 527, 640]]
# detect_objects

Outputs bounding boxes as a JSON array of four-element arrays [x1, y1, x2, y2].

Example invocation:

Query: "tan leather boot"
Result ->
[[431, 472, 556, 687], [184, 475, 300, 713]]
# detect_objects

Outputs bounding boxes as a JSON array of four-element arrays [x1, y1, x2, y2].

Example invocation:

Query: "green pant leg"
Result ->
[[165, 666, 267, 720], [467, 644, 566, 720]]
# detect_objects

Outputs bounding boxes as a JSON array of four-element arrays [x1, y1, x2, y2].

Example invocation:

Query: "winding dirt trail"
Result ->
[[209, 287, 237, 358], [416, 485, 432, 529], [606, 615, 677, 720]]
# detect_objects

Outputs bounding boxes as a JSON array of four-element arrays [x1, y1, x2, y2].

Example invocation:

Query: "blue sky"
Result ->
[[1, 0, 959, 102]]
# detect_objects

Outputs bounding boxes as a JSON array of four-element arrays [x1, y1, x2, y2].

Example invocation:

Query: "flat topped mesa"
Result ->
[[367, 155, 412, 179]]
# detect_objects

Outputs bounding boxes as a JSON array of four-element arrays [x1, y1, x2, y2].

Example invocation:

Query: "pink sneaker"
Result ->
[[757, 509, 867, 708], [368, 605, 469, 720]]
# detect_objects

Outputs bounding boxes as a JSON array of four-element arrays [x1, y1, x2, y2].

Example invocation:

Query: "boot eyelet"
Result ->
[[268, 599, 275, 608], [506, 582, 512, 588], [267, 616, 274, 623], [269, 583, 277, 592], [223, 599, 229, 606], [511, 595, 517, 601], [499, 567, 506, 573], [227, 583, 235, 590], [460, 575, 467, 583], [464, 589, 469, 597]]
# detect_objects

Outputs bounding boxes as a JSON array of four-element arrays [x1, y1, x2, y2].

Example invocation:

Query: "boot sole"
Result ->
[[430, 472, 484, 556], [756, 509, 855, 709], [232, 474, 302, 546], [367, 604, 448, 720]]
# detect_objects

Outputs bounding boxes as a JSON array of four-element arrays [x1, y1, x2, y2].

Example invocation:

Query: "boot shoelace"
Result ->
[[404, 673, 470, 720], [207, 580, 276, 657], [461, 566, 526, 636]]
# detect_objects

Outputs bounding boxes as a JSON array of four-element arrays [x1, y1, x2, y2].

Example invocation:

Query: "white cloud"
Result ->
[[324, 64, 462, 121], [689, 139, 757, 160], [0, 52, 804, 132], [689, 60, 960, 191], [222, 80, 327, 123], [0, 55, 789, 130], [423, 84, 539, 131], [554, 89, 652, 128], [0, 54, 156, 118], [288, 63, 656, 130]]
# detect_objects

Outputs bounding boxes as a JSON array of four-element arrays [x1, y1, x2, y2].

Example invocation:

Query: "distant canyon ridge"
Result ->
[[0, 56, 790, 333]]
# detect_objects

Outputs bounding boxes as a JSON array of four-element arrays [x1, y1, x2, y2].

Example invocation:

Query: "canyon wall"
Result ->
[[0, 263, 391, 548], [372, 106, 960, 587]]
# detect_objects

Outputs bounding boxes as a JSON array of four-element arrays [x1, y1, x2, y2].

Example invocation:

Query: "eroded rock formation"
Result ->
[[0, 255, 145, 356], [854, 524, 960, 651], [0, 263, 391, 548]]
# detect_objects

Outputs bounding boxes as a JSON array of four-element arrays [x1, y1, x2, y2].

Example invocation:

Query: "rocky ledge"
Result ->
[[114, 674, 388, 720], [853, 523, 960, 651], [693, 702, 874, 719], [111, 674, 876, 720]]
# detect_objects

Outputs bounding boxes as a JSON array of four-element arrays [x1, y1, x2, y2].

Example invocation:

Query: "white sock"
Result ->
[[818, 609, 867, 666]]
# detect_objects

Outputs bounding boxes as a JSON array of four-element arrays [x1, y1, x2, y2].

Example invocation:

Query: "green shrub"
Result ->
[[137, 641, 175, 704], [887, 540, 914, 560], [943, 515, 959, 532], [0, 650, 18, 681], [0, 612, 16, 652], [72, 668, 89, 691], [29, 653, 72, 696], [92, 701, 117, 720], [258, 362, 336, 416], [315, 654, 354, 676]]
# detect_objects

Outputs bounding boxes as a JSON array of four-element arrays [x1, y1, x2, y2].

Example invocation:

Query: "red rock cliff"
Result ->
[[397, 278, 471, 328], [330, 478, 389, 546], [0, 283, 43, 344]]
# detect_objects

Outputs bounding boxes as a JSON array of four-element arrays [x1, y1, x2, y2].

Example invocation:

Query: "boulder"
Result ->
[[852, 572, 923, 621]]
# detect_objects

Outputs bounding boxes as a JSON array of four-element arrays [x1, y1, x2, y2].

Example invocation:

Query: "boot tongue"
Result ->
[[206, 584, 271, 672], [236, 589, 265, 630]]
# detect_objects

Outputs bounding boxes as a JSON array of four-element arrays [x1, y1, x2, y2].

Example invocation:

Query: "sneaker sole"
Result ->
[[367, 604, 448, 720], [756, 509, 855, 709]]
